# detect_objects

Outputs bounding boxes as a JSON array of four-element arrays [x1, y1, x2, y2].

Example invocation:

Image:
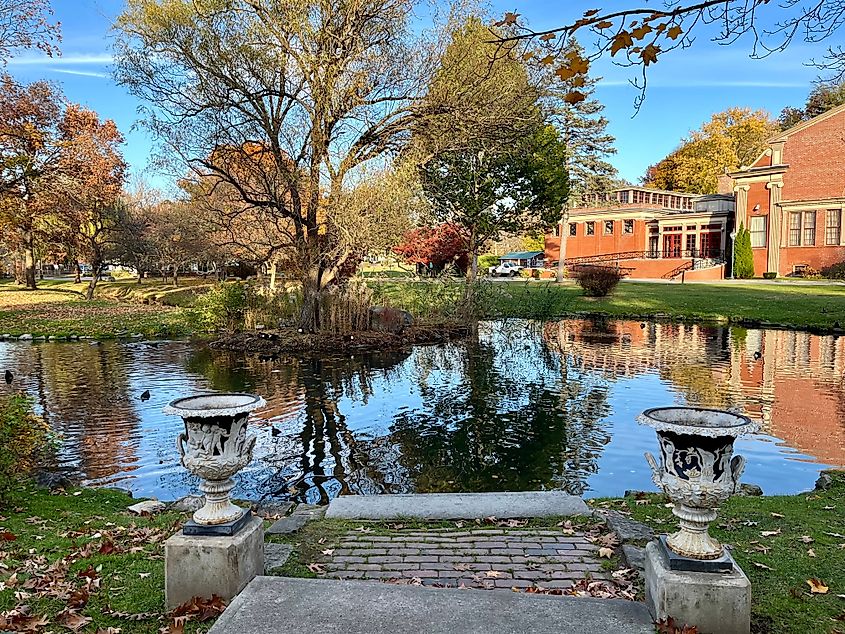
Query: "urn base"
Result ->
[[659, 535, 733, 573], [183, 510, 252, 536]]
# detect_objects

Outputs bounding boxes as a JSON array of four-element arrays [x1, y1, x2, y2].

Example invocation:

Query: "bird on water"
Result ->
[[140, 390, 151, 401]]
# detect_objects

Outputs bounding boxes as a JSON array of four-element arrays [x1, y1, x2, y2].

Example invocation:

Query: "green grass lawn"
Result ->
[[0, 485, 220, 633], [593, 472, 845, 633], [0, 278, 206, 338], [373, 279, 845, 330]]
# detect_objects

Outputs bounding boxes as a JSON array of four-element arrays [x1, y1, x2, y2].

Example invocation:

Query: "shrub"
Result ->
[[763, 272, 777, 279], [191, 282, 249, 331], [0, 395, 54, 498], [795, 265, 820, 278], [734, 224, 755, 279], [575, 266, 622, 297], [478, 254, 499, 271], [822, 261, 845, 279]]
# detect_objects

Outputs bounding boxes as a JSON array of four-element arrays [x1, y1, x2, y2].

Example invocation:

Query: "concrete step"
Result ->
[[208, 576, 654, 634], [325, 492, 589, 520]]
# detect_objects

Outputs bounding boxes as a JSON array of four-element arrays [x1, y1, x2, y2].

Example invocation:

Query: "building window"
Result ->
[[750, 215, 767, 248], [686, 234, 697, 256], [569, 222, 577, 237], [586, 221, 595, 236], [553, 225, 560, 237], [604, 220, 614, 235], [789, 212, 802, 246], [803, 211, 816, 246], [826, 210, 841, 245], [623, 219, 633, 234]]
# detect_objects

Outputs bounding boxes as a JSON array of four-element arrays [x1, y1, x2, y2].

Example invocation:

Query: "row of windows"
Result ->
[[750, 210, 842, 248], [568, 219, 635, 237]]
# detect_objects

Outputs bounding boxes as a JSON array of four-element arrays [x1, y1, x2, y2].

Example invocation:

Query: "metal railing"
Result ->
[[560, 249, 725, 267]]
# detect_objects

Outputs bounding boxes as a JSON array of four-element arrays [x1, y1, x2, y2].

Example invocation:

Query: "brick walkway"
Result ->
[[313, 528, 610, 590]]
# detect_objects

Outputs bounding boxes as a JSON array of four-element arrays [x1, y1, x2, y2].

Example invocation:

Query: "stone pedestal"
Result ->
[[645, 541, 750, 634], [165, 515, 264, 609]]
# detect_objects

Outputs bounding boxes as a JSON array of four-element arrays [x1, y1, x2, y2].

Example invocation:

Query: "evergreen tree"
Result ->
[[733, 224, 755, 279]]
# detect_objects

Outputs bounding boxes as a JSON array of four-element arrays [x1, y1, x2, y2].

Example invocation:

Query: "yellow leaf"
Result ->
[[555, 66, 577, 81], [540, 55, 555, 65], [807, 578, 829, 594]]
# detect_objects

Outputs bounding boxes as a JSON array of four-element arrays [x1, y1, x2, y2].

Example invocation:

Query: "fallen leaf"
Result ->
[[800, 535, 815, 544], [485, 570, 505, 578], [761, 530, 781, 538], [321, 549, 334, 556], [770, 512, 784, 518], [752, 562, 773, 570], [808, 578, 829, 594], [57, 610, 93, 632], [138, 572, 151, 579], [307, 563, 325, 574], [598, 547, 614, 559], [808, 549, 817, 558]]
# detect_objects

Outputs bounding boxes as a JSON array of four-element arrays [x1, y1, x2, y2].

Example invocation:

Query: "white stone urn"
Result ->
[[638, 407, 757, 560], [164, 393, 265, 526]]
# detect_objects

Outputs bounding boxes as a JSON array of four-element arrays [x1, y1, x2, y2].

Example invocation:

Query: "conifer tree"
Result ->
[[733, 224, 755, 279]]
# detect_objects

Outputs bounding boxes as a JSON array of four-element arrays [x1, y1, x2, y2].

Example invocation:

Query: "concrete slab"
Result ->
[[265, 514, 308, 535], [208, 576, 654, 634], [325, 492, 589, 520], [264, 543, 292, 573]]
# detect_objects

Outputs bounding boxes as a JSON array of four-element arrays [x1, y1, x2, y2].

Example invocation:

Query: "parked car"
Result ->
[[489, 261, 523, 277]]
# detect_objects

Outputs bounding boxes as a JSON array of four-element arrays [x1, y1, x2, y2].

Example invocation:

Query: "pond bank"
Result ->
[[210, 323, 472, 355]]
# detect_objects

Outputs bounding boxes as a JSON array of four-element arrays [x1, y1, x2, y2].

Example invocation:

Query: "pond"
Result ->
[[1, 319, 843, 504]]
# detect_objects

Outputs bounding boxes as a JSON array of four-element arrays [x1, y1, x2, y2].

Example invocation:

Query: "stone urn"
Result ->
[[638, 407, 757, 560], [164, 393, 265, 527]]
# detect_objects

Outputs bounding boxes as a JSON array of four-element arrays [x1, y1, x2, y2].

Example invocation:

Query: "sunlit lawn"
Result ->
[[0, 278, 205, 337], [373, 279, 845, 329]]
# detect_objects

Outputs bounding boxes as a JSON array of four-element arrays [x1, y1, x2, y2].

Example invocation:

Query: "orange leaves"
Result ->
[[656, 617, 699, 634], [667, 25, 684, 40], [1, 531, 16, 541]]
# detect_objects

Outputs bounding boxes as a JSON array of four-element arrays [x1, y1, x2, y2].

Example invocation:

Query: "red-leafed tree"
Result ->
[[393, 223, 468, 275]]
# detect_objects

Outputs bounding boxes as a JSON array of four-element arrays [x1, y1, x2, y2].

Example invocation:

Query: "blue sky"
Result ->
[[6, 0, 831, 190]]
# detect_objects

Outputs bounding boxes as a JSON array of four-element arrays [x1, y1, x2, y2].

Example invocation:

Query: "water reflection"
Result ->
[[0, 318, 842, 502]]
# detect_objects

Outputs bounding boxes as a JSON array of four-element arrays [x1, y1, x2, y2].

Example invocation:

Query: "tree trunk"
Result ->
[[299, 265, 321, 332], [269, 260, 277, 292], [23, 232, 37, 290], [85, 260, 102, 300], [173, 270, 179, 287], [136, 269, 144, 284], [74, 261, 82, 283], [556, 211, 569, 283]]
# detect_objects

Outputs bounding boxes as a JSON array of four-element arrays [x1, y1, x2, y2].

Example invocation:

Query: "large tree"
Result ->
[[55, 105, 127, 299], [0, 75, 63, 289], [114, 0, 436, 330], [413, 18, 569, 283], [643, 107, 779, 193]]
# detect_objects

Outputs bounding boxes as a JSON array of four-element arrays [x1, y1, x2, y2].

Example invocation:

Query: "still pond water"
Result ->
[[1, 319, 843, 503]]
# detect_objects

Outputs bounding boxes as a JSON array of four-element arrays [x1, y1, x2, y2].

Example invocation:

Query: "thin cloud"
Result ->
[[51, 69, 108, 79], [598, 79, 806, 88], [7, 54, 112, 66]]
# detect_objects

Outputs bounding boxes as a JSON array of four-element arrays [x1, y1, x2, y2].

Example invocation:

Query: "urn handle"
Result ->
[[644, 451, 662, 487], [177, 432, 187, 464], [730, 454, 747, 491]]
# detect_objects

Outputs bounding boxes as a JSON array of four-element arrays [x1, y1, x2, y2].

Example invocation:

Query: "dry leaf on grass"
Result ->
[[598, 547, 614, 559], [807, 578, 829, 594]]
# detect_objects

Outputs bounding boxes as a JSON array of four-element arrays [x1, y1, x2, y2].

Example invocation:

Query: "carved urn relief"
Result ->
[[638, 407, 757, 560], [164, 393, 265, 527]]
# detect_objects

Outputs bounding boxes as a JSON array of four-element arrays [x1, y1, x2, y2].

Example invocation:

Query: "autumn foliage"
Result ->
[[392, 224, 468, 272]]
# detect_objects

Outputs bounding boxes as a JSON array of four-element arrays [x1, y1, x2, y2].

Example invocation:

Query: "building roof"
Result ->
[[768, 103, 845, 143], [500, 251, 544, 260]]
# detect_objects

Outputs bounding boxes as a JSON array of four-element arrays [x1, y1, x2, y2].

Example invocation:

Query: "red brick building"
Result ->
[[544, 187, 732, 280], [728, 104, 845, 277]]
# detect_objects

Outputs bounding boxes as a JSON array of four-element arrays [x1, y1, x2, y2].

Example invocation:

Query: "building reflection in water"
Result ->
[[544, 319, 845, 467]]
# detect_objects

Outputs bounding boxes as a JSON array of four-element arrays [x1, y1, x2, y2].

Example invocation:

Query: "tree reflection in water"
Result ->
[[385, 322, 612, 496]]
